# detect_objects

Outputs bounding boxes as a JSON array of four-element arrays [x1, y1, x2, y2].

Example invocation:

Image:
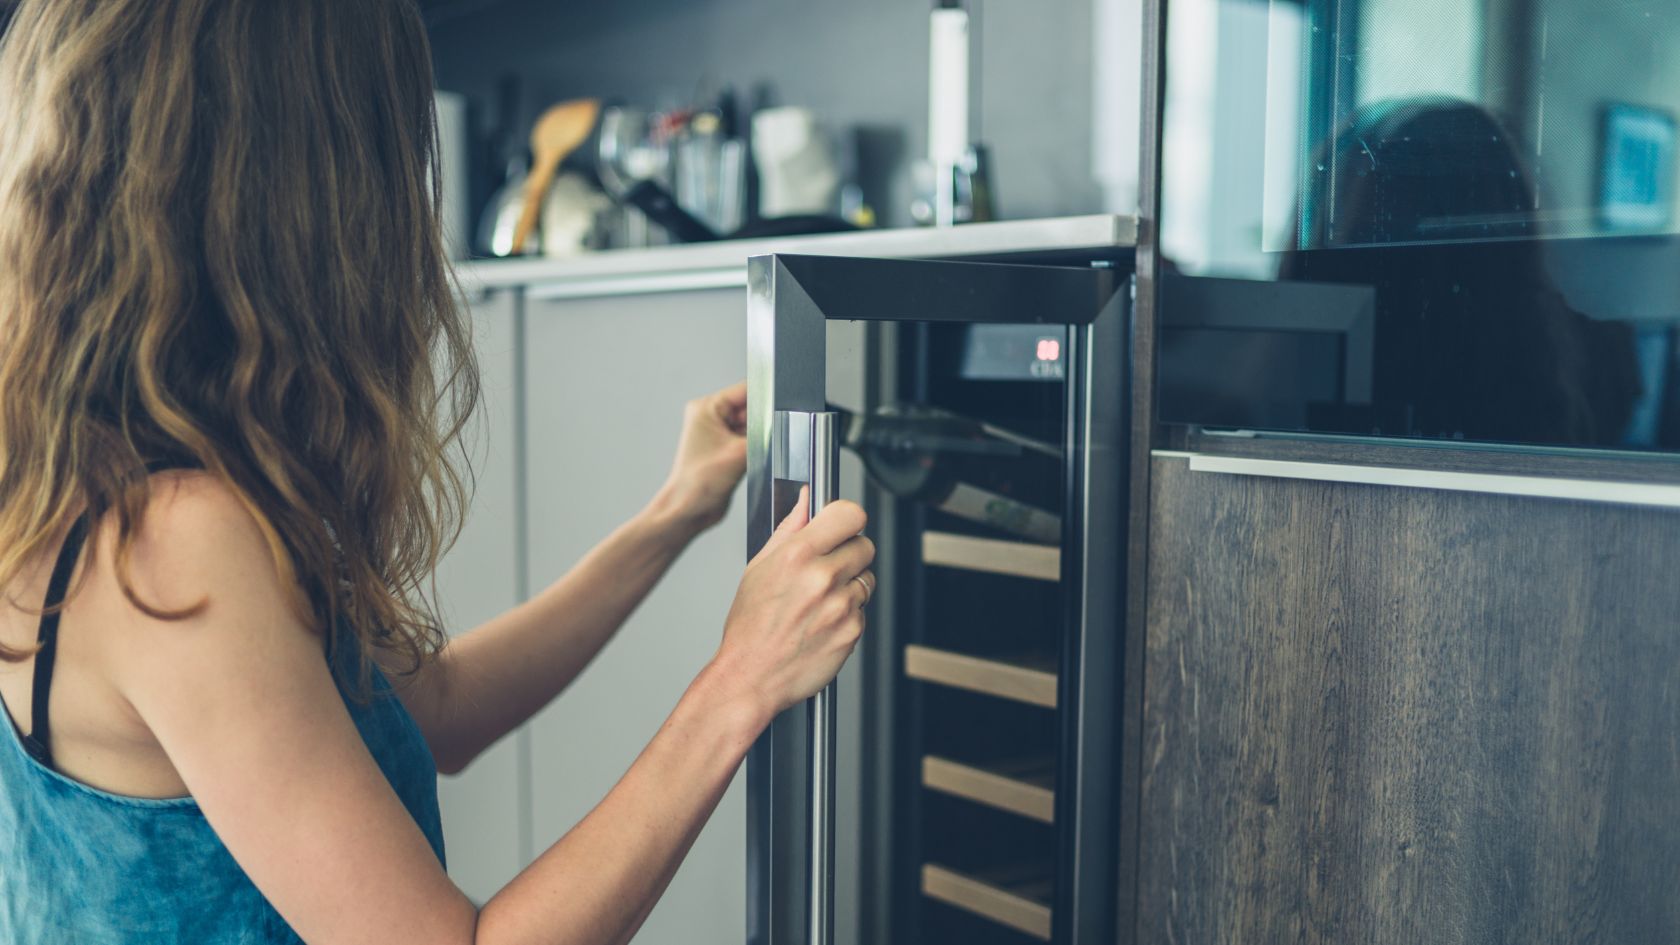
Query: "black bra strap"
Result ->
[[25, 513, 91, 767]]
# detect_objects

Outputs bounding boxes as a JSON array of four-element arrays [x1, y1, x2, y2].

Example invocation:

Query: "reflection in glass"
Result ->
[[1158, 0, 1680, 453], [1283, 100, 1643, 445]]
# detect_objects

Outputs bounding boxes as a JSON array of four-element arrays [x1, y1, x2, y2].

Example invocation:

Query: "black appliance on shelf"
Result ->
[[1152, 0, 1680, 456]]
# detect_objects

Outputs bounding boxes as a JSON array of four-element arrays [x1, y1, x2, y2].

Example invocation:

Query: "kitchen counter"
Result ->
[[454, 214, 1137, 300]]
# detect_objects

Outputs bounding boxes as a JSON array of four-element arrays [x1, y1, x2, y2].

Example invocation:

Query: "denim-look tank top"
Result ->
[[0, 511, 446, 943]]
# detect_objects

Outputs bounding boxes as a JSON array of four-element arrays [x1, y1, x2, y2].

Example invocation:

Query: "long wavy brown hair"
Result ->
[[0, 0, 479, 685]]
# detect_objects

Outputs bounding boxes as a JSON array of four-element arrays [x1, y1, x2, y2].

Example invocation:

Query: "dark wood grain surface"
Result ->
[[1137, 455, 1680, 944]]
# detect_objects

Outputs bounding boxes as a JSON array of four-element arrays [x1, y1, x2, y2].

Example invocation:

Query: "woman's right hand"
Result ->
[[711, 489, 876, 720]]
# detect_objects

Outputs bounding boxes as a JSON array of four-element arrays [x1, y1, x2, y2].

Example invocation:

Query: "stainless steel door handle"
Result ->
[[772, 409, 839, 945]]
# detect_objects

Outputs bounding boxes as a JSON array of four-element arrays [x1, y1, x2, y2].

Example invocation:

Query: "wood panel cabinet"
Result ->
[[1136, 453, 1680, 944]]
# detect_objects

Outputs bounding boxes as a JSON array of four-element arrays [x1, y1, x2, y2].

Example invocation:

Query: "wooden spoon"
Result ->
[[510, 98, 602, 255]]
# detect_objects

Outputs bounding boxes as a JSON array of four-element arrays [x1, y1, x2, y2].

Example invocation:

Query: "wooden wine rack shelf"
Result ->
[[922, 755, 1056, 824], [922, 531, 1061, 583], [904, 645, 1059, 709], [922, 863, 1054, 941]]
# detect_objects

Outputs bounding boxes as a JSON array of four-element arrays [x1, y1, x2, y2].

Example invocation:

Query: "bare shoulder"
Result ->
[[96, 469, 310, 640], [27, 472, 327, 798]]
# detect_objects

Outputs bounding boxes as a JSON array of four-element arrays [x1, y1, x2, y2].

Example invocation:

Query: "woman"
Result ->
[[0, 1, 874, 943]]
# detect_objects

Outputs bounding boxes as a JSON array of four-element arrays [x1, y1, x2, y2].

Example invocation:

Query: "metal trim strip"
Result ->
[[1166, 452, 1680, 509], [524, 268, 746, 301]]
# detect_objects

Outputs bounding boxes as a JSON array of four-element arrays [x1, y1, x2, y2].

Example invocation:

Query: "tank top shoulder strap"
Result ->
[[22, 512, 91, 769], [19, 457, 195, 767]]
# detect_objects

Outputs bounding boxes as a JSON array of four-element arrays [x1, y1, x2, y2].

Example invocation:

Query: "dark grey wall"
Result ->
[[428, 0, 1101, 228]]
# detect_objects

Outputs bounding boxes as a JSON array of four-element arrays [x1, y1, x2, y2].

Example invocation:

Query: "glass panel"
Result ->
[[1160, 0, 1680, 453], [824, 316, 1072, 945]]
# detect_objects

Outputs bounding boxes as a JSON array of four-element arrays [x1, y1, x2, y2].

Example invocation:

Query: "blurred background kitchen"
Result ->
[[422, 0, 1143, 259]]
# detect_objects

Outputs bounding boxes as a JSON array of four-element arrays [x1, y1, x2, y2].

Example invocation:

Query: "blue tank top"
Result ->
[[0, 511, 446, 944]]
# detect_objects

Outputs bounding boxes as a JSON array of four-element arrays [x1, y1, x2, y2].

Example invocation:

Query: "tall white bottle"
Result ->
[[928, 2, 970, 228]]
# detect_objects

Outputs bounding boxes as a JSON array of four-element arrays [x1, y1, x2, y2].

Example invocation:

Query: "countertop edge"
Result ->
[[453, 214, 1138, 294]]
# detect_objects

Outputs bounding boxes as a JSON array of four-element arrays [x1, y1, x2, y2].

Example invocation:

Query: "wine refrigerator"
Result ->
[[745, 254, 1130, 945]]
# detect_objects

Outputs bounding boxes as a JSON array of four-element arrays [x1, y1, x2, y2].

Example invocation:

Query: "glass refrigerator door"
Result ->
[[744, 254, 1128, 945]]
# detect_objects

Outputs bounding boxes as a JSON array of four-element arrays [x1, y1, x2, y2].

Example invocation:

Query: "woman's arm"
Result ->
[[410, 492, 703, 775], [114, 471, 871, 945], [404, 383, 749, 774]]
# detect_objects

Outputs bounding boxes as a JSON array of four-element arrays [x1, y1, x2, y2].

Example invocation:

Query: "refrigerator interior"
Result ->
[[864, 319, 1075, 945]]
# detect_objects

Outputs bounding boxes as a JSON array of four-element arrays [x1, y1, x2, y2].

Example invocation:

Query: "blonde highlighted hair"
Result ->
[[0, 0, 478, 682]]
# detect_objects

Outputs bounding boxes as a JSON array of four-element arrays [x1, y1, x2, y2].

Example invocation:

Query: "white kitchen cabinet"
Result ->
[[434, 288, 526, 904], [433, 281, 757, 920], [521, 286, 750, 944]]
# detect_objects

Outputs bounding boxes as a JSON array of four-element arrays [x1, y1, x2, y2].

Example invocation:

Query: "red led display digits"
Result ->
[[1036, 338, 1061, 362]]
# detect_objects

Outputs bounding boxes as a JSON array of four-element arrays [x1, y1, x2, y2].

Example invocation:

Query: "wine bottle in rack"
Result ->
[[830, 402, 1063, 545]]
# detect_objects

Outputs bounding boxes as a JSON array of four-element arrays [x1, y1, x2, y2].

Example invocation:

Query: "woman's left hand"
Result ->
[[658, 381, 749, 534]]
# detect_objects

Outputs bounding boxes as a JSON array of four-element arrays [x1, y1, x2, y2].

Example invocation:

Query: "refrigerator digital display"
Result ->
[[960, 324, 1066, 382]]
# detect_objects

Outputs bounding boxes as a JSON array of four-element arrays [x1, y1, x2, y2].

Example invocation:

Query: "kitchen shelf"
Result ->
[[921, 863, 1054, 942], [922, 755, 1056, 824], [922, 531, 1062, 583], [904, 645, 1059, 709]]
